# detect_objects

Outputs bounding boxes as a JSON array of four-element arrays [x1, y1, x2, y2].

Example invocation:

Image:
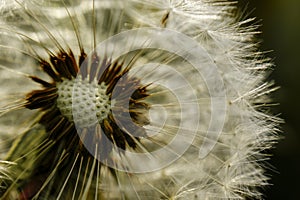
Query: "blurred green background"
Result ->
[[238, 0, 300, 199]]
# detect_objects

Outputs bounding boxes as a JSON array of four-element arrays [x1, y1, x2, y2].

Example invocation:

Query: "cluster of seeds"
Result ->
[[56, 77, 112, 128]]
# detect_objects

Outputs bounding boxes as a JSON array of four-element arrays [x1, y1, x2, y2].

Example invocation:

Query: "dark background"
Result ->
[[238, 0, 300, 199]]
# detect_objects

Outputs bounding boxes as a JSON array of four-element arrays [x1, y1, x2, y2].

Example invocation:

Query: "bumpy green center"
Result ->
[[56, 78, 112, 128]]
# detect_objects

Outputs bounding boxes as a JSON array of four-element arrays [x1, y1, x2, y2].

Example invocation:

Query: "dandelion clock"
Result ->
[[0, 0, 280, 199]]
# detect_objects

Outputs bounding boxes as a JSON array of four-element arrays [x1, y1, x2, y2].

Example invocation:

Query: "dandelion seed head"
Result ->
[[0, 0, 280, 199]]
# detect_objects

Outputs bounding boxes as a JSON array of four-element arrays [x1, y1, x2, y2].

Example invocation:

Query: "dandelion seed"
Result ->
[[0, 0, 280, 199]]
